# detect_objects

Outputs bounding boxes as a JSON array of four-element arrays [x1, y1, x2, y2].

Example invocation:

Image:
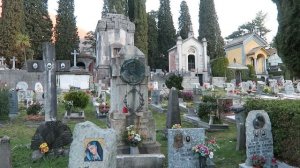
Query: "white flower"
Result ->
[[209, 152, 214, 159]]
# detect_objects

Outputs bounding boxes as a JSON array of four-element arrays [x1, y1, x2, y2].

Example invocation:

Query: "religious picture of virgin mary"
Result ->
[[84, 140, 103, 161]]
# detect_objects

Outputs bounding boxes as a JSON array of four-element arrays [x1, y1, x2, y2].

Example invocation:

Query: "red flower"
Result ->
[[122, 106, 128, 113]]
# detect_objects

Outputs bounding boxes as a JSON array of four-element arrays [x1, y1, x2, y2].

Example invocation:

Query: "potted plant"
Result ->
[[192, 137, 219, 167], [126, 125, 142, 154], [251, 155, 266, 168], [64, 91, 89, 115]]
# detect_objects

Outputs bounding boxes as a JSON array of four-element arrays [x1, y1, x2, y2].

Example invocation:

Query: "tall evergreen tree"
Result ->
[[157, 0, 176, 70], [198, 0, 225, 59], [147, 11, 159, 70], [272, 0, 300, 77], [102, 0, 127, 16], [54, 0, 79, 63], [178, 1, 192, 39], [0, 0, 25, 58], [226, 11, 271, 40], [24, 0, 53, 60], [128, 0, 148, 59]]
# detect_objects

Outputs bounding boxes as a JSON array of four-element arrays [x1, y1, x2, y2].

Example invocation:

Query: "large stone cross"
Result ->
[[71, 50, 79, 67], [27, 43, 70, 121], [10, 56, 17, 70]]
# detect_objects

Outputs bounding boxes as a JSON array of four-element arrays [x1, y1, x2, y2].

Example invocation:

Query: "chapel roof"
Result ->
[[225, 33, 268, 49]]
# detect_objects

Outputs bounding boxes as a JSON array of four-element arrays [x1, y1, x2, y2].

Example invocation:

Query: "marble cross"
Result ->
[[71, 50, 79, 67], [0, 56, 5, 65], [10, 56, 17, 69]]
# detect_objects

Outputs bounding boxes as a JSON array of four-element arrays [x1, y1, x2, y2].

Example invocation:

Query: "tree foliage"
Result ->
[[128, 0, 148, 59], [198, 0, 225, 59], [178, 1, 192, 39], [272, 0, 300, 77], [226, 11, 271, 40], [165, 74, 184, 90], [211, 57, 229, 77], [147, 11, 159, 70], [82, 31, 96, 52], [54, 0, 79, 63], [24, 0, 53, 60], [0, 0, 25, 57], [15, 33, 31, 67], [158, 0, 176, 70], [102, 0, 127, 16]]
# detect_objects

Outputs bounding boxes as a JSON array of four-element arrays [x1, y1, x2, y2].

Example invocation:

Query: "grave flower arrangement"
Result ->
[[251, 154, 266, 167], [39, 142, 49, 154], [126, 125, 142, 147], [172, 124, 182, 129], [192, 137, 219, 158], [99, 102, 110, 114]]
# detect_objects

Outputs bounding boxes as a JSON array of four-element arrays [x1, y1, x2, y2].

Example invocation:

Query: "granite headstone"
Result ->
[[69, 121, 117, 168], [168, 128, 206, 168], [166, 87, 181, 129], [8, 89, 18, 117], [285, 83, 294, 95], [151, 90, 160, 105], [244, 110, 273, 167]]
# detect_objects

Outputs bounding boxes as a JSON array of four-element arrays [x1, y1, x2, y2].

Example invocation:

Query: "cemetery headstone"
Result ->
[[256, 81, 265, 94], [231, 105, 246, 151], [0, 136, 12, 168], [168, 128, 214, 168], [151, 89, 160, 105], [241, 82, 250, 93], [244, 110, 274, 167], [166, 87, 181, 129], [69, 121, 117, 168], [225, 83, 235, 94], [271, 83, 279, 94], [34, 82, 44, 104], [297, 82, 300, 93], [16, 81, 28, 103], [285, 83, 295, 95], [8, 89, 18, 117], [0, 56, 8, 70], [10, 56, 17, 70]]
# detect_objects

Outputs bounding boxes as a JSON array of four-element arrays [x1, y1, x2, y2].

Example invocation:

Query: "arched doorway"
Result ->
[[77, 62, 86, 69], [188, 55, 195, 71]]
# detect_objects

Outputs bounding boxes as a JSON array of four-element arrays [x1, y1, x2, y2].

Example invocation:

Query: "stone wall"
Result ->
[[0, 70, 43, 89]]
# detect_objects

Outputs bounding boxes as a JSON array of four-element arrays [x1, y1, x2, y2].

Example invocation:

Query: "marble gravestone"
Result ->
[[256, 81, 265, 94], [168, 128, 210, 168], [242, 110, 274, 167], [69, 121, 117, 168], [284, 83, 295, 95], [151, 89, 160, 105], [16, 81, 28, 103]]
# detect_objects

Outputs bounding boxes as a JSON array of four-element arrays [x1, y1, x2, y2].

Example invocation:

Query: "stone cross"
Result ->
[[0, 56, 5, 65], [10, 56, 17, 70], [71, 50, 79, 67]]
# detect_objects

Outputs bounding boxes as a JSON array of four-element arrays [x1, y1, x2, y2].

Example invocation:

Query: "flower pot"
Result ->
[[198, 156, 207, 168], [129, 146, 139, 154]]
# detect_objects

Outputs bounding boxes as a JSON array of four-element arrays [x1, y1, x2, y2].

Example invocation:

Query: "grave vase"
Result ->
[[129, 146, 139, 154], [198, 156, 207, 168]]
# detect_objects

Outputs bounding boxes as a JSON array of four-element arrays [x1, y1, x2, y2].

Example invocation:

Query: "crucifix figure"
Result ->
[[0, 56, 5, 66], [71, 50, 79, 67], [10, 56, 17, 70]]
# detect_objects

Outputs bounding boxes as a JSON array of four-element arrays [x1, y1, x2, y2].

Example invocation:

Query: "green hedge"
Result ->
[[0, 88, 9, 120], [244, 99, 300, 166], [64, 91, 89, 110]]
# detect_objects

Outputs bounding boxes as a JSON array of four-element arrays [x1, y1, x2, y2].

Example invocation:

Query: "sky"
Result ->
[[1, 0, 278, 43]]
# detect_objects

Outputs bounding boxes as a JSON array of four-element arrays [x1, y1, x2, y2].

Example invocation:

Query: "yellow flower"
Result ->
[[39, 142, 49, 154]]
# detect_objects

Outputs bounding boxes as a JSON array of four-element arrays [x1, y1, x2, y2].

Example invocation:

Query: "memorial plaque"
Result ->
[[168, 128, 205, 168], [245, 110, 273, 166], [120, 59, 145, 85]]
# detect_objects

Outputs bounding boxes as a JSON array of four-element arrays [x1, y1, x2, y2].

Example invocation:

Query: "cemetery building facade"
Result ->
[[168, 27, 210, 83], [225, 33, 270, 79]]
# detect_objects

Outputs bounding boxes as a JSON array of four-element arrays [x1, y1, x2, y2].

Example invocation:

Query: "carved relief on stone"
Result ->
[[188, 48, 196, 54]]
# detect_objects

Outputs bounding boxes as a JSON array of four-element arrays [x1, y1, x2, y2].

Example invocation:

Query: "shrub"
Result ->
[[244, 99, 300, 166], [198, 95, 219, 122], [211, 57, 229, 77], [181, 91, 193, 102], [165, 74, 184, 90], [26, 103, 43, 115], [64, 91, 89, 110], [0, 88, 9, 120]]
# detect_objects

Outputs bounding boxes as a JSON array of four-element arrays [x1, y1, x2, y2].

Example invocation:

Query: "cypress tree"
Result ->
[[24, 0, 53, 59], [272, 0, 300, 77], [102, 0, 127, 15], [147, 11, 159, 70], [178, 1, 192, 39], [128, 0, 148, 59], [0, 0, 25, 58], [198, 0, 225, 59], [54, 0, 79, 63], [157, 0, 176, 71]]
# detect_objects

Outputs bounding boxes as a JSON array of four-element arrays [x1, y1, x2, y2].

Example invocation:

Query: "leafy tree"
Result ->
[[226, 11, 271, 40], [15, 33, 31, 67], [178, 1, 192, 39], [128, 0, 148, 59], [211, 57, 229, 77], [147, 11, 159, 70], [82, 31, 96, 52], [102, 0, 127, 15], [0, 0, 25, 57], [272, 0, 300, 77], [54, 0, 80, 64], [24, 0, 53, 60], [165, 74, 184, 90], [158, 0, 176, 71], [198, 0, 225, 59]]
